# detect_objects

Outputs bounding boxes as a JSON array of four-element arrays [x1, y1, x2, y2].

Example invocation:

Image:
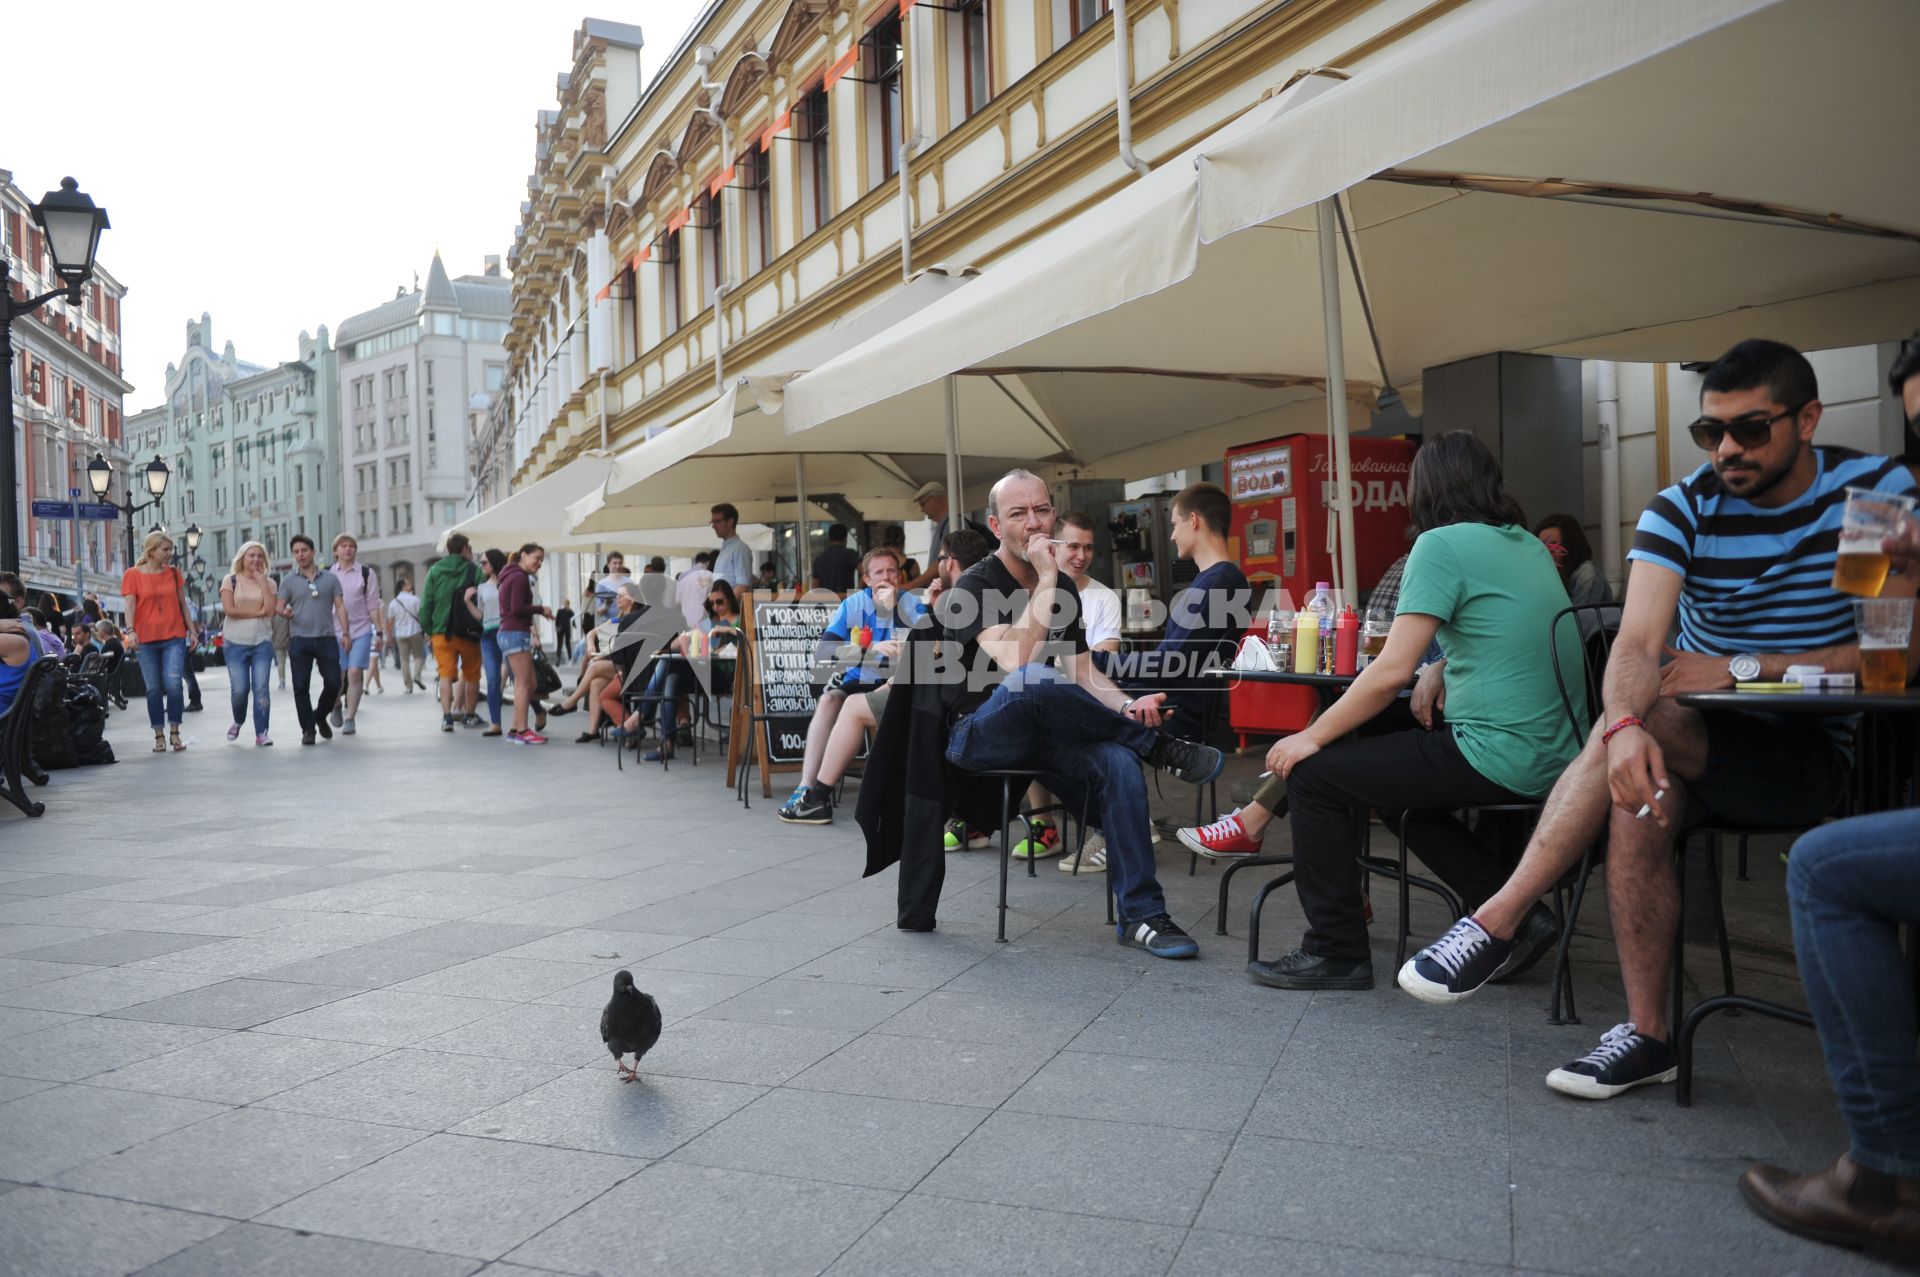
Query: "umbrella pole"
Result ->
[[1316, 197, 1360, 604], [794, 454, 809, 590], [944, 375, 963, 531]]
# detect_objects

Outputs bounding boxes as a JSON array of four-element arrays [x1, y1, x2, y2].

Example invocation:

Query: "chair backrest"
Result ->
[[1549, 603, 1622, 737]]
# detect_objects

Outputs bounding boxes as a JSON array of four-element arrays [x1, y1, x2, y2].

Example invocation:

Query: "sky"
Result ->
[[9, 0, 709, 411]]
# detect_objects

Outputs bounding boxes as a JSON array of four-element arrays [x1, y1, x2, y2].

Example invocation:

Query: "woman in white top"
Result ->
[[386, 577, 426, 692], [218, 541, 279, 746], [466, 548, 507, 737]]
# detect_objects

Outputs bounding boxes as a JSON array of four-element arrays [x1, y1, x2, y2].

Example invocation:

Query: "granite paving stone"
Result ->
[[253, 989, 520, 1046], [637, 1016, 855, 1086], [107, 976, 362, 1028], [87, 1030, 390, 1105], [259, 1133, 645, 1260], [698, 976, 926, 1033], [0, 1015, 228, 1082], [1007, 1049, 1269, 1131], [0, 1082, 228, 1182], [131, 1222, 486, 1277], [505, 1161, 897, 1277], [0, 965, 227, 1015], [789, 1032, 1056, 1108], [0, 1186, 230, 1277], [453, 1068, 764, 1158], [51, 1104, 425, 1218], [250, 943, 470, 989], [7, 928, 222, 965], [824, 1193, 1187, 1277], [256, 1047, 569, 1130], [673, 1086, 986, 1189]]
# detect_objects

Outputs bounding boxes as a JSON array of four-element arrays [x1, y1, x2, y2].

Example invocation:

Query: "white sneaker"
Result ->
[[329, 704, 344, 727], [1058, 831, 1107, 872]]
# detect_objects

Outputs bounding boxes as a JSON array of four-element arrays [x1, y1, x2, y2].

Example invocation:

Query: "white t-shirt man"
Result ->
[[1076, 575, 1123, 649], [675, 566, 715, 628], [387, 590, 423, 639]]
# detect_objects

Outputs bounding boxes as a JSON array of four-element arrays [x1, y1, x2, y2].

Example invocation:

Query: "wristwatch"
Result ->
[[1727, 653, 1762, 683]]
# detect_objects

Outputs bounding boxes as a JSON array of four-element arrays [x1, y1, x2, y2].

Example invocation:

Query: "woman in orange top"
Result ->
[[120, 530, 198, 753]]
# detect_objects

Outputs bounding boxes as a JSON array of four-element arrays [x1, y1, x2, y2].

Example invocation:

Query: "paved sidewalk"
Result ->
[[0, 668, 1893, 1275]]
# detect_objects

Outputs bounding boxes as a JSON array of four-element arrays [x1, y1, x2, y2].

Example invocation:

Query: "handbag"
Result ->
[[531, 643, 563, 698]]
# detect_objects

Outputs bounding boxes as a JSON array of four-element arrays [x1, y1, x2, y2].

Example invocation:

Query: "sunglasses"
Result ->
[[307, 584, 319, 598], [1687, 403, 1806, 451]]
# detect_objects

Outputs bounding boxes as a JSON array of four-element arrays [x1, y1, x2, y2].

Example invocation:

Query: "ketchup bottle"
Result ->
[[1333, 606, 1359, 676]]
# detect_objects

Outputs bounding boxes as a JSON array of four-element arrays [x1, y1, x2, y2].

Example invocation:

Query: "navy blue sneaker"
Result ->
[[1117, 913, 1199, 959], [1397, 916, 1511, 1004], [1546, 1023, 1677, 1100], [778, 786, 833, 825], [1145, 735, 1224, 787]]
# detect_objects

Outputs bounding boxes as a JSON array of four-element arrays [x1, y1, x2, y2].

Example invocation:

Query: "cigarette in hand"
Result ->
[[1634, 789, 1667, 820]]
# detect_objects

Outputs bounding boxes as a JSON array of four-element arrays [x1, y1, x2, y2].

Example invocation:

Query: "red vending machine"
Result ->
[[1223, 433, 1418, 743]]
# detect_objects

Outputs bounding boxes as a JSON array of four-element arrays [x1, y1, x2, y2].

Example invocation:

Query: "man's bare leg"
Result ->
[[797, 690, 846, 790], [1470, 698, 1707, 944], [815, 695, 876, 790]]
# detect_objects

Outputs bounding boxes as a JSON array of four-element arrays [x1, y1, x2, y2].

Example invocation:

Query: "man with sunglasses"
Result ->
[[276, 533, 353, 746], [1399, 338, 1919, 1102]]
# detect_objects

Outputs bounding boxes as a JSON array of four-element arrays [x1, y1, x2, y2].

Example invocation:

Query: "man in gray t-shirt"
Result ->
[[276, 534, 352, 744]]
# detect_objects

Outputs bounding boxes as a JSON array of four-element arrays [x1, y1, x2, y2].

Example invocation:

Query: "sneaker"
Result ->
[[226, 723, 242, 741], [315, 717, 332, 741], [1176, 812, 1263, 859], [1117, 913, 1199, 960], [1144, 734, 1225, 786], [1011, 818, 1063, 859], [778, 786, 833, 825], [341, 719, 357, 736], [441, 715, 455, 733], [256, 734, 272, 747], [461, 713, 483, 728], [1396, 916, 1512, 1005], [1059, 831, 1107, 872], [1546, 1023, 1678, 1100], [1249, 946, 1374, 990], [519, 730, 548, 745], [1488, 903, 1561, 985], [329, 704, 343, 727], [943, 820, 990, 851]]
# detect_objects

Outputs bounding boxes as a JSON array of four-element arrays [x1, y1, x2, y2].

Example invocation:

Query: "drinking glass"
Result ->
[[1833, 488, 1917, 597], [1854, 597, 1912, 692]]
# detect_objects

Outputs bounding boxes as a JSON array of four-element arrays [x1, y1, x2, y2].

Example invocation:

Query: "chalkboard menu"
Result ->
[[741, 597, 837, 774]]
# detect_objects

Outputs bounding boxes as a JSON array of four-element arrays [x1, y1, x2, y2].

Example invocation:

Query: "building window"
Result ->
[[955, 0, 991, 120], [797, 84, 832, 235], [1061, 0, 1109, 40], [698, 189, 723, 309], [659, 229, 682, 333], [866, 13, 905, 183], [739, 146, 771, 275]]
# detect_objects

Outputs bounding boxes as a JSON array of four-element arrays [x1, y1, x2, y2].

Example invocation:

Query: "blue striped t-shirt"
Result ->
[[1629, 446, 1917, 656]]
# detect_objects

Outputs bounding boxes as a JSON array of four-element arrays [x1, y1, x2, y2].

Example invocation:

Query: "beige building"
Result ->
[[499, 3, 1915, 582]]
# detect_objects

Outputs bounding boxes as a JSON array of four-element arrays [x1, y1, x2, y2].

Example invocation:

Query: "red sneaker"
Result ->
[[1176, 813, 1263, 859], [512, 730, 549, 745]]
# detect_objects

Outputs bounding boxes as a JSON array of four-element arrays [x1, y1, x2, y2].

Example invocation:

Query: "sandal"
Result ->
[[153, 731, 167, 754], [169, 726, 186, 752]]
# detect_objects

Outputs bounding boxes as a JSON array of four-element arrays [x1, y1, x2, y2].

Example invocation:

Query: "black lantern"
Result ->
[[144, 456, 171, 498], [85, 452, 112, 498], [32, 179, 109, 293]]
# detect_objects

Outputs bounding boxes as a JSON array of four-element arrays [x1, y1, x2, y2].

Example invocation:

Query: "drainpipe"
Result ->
[[898, 8, 927, 280], [1111, 0, 1151, 177], [1597, 361, 1622, 590]]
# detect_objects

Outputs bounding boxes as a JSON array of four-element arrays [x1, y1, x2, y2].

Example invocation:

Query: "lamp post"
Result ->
[[90, 451, 169, 573], [2, 178, 110, 576]]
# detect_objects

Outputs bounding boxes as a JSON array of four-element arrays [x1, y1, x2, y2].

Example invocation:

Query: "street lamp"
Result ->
[[92, 451, 168, 572], [1, 178, 110, 575]]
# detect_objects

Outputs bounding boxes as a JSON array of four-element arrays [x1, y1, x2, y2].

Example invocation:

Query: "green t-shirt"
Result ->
[[1396, 523, 1586, 798]]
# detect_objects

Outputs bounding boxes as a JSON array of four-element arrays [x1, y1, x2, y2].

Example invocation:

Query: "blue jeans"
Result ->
[[286, 635, 342, 734], [225, 639, 274, 736], [481, 631, 504, 726], [944, 662, 1167, 926], [645, 657, 693, 737], [135, 637, 186, 729], [1787, 810, 1920, 1178]]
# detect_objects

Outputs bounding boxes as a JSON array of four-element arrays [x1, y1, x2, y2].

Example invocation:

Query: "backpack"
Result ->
[[63, 681, 113, 766], [28, 664, 77, 771], [444, 562, 483, 642]]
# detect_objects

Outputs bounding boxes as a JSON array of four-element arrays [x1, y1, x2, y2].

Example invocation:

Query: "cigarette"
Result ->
[[1634, 789, 1667, 820]]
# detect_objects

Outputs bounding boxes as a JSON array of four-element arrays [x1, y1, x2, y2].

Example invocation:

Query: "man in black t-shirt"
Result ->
[[1117, 482, 1248, 728], [812, 523, 862, 593], [931, 470, 1225, 959]]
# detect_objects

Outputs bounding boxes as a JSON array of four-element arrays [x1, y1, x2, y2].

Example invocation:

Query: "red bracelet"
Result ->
[[1601, 715, 1643, 746]]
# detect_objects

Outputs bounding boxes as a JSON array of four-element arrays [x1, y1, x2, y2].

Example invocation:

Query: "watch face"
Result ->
[[1730, 655, 1761, 682]]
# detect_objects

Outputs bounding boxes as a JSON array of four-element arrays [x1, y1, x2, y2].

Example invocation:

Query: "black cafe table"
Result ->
[[1669, 685, 1920, 1104]]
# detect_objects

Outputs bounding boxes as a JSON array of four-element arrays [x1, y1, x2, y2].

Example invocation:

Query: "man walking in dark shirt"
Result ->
[[812, 523, 862, 593]]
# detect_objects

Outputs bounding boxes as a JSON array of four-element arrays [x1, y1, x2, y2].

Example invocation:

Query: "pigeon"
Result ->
[[600, 969, 661, 1083]]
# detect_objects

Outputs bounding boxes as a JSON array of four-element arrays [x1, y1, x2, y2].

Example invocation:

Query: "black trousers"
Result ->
[[287, 635, 342, 733], [1287, 727, 1531, 961]]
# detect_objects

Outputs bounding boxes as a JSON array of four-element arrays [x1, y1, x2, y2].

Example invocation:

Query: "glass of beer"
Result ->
[[1832, 488, 1917, 597], [1854, 597, 1912, 693]]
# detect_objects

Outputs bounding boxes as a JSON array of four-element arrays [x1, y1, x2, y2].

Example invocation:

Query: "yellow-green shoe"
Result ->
[[1011, 818, 1064, 859]]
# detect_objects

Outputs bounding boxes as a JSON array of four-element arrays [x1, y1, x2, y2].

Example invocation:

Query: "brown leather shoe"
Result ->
[[1739, 1154, 1920, 1258]]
